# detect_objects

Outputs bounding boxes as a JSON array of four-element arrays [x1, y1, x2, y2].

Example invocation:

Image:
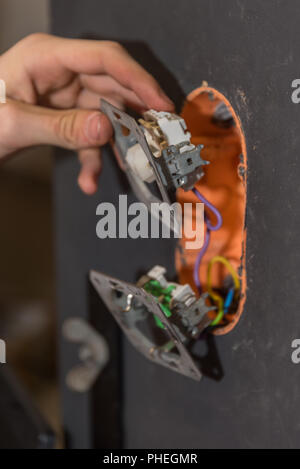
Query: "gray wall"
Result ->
[[0, 0, 49, 52]]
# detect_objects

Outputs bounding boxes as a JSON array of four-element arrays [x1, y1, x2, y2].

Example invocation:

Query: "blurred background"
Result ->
[[0, 0, 62, 444]]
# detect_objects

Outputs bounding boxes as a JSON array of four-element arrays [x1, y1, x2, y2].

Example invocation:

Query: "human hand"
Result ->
[[0, 34, 174, 194]]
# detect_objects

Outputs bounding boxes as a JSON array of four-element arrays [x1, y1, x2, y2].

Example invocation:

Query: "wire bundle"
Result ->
[[192, 188, 240, 326], [207, 256, 240, 325]]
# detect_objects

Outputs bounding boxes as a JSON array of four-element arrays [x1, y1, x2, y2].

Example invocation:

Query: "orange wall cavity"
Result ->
[[176, 87, 247, 335]]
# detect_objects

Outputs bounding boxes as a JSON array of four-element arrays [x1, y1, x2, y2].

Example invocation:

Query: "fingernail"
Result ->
[[86, 112, 102, 142]]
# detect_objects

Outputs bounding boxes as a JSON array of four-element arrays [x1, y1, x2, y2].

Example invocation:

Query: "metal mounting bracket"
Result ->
[[89, 269, 202, 381]]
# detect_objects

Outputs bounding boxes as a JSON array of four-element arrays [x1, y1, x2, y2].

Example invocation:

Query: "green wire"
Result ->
[[210, 307, 224, 326], [143, 280, 176, 329]]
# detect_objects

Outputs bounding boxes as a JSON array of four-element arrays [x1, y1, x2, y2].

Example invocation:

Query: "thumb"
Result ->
[[0, 99, 113, 156]]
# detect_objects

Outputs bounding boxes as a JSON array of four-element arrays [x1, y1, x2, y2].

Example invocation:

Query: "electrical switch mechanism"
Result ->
[[90, 266, 214, 381], [100, 99, 208, 219]]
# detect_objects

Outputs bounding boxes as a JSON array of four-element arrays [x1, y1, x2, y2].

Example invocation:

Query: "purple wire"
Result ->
[[192, 188, 223, 294], [192, 188, 223, 231]]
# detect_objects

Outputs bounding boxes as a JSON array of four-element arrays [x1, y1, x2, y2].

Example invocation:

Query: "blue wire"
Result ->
[[224, 287, 234, 314]]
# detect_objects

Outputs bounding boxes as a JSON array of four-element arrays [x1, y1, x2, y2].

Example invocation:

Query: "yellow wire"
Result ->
[[207, 256, 240, 326]]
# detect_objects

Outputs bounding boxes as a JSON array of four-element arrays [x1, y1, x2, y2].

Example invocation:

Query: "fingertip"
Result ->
[[133, 74, 175, 112], [157, 91, 175, 112], [143, 87, 175, 112], [159, 100, 176, 112], [78, 170, 98, 195]]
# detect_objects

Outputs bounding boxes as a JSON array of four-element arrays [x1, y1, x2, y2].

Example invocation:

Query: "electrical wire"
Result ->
[[207, 255, 241, 326], [192, 188, 223, 231], [224, 288, 234, 313], [192, 188, 223, 294], [207, 256, 240, 293], [209, 292, 224, 326], [192, 189, 240, 327], [193, 223, 210, 294]]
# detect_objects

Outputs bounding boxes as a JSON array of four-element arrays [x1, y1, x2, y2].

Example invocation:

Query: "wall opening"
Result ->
[[176, 87, 247, 335]]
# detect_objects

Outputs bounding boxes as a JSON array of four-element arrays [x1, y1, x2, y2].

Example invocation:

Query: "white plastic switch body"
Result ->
[[125, 110, 195, 184], [143, 110, 192, 146], [125, 143, 155, 183]]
